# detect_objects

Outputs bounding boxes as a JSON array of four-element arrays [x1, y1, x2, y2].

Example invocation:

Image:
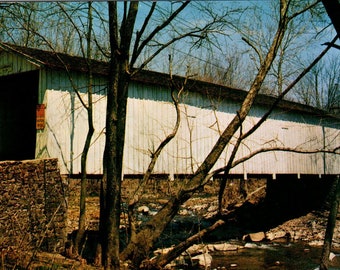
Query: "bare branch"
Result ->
[[128, 71, 187, 208], [131, 29, 207, 76], [231, 146, 340, 169], [131, 2, 156, 65], [208, 145, 340, 178], [146, 220, 225, 269], [242, 37, 263, 65], [130, 1, 190, 67], [240, 35, 338, 143], [56, 2, 86, 59], [176, 1, 291, 196], [288, 0, 321, 21]]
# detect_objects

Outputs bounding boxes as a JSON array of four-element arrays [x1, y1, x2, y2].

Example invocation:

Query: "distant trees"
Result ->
[[294, 57, 340, 113]]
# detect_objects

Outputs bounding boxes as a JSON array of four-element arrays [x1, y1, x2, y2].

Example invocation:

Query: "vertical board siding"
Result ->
[[36, 69, 108, 174], [0, 51, 39, 76], [324, 127, 340, 174], [2, 52, 337, 176], [37, 89, 107, 174], [33, 69, 339, 176]]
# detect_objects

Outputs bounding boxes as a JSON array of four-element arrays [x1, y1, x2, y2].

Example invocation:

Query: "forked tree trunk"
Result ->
[[119, 3, 289, 266], [120, 193, 192, 268]]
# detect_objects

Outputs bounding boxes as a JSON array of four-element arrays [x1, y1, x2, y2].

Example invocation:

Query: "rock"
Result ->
[[244, 243, 258, 248], [309, 240, 324, 246], [186, 244, 207, 255], [250, 232, 265, 242], [329, 252, 337, 261], [137, 205, 149, 214], [207, 205, 218, 212], [179, 209, 189, 216], [149, 210, 158, 216], [212, 243, 240, 251], [266, 229, 287, 240], [243, 231, 265, 242], [192, 204, 208, 212], [191, 252, 212, 268], [204, 211, 218, 219]]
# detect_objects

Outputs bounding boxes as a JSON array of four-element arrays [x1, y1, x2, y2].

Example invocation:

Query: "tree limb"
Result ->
[[130, 1, 190, 67], [242, 37, 263, 65], [145, 220, 225, 269], [240, 35, 338, 143], [213, 145, 340, 176], [131, 2, 156, 65]]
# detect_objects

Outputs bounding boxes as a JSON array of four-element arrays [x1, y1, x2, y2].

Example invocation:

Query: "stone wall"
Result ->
[[0, 158, 67, 253]]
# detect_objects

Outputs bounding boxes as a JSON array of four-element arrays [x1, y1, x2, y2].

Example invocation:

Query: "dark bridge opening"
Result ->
[[222, 175, 335, 233], [264, 175, 334, 226], [205, 174, 335, 243], [0, 70, 39, 160]]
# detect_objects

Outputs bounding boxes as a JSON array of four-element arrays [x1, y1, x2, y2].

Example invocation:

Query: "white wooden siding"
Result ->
[[36, 89, 106, 174], [3, 51, 336, 176], [38, 86, 340, 176]]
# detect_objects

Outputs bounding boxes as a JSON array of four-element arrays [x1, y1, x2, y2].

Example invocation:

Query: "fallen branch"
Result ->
[[142, 219, 225, 269]]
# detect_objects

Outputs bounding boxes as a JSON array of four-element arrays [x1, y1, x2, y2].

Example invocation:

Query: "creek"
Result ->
[[210, 240, 340, 270]]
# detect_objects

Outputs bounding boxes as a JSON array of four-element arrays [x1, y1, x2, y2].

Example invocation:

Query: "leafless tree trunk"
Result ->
[[74, 2, 94, 256], [126, 62, 185, 245], [101, 2, 138, 268], [320, 176, 340, 270], [321, 0, 340, 39], [217, 35, 337, 213], [101, 2, 221, 268]]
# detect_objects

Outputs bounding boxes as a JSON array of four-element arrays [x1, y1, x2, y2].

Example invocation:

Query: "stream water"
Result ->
[[210, 241, 340, 270]]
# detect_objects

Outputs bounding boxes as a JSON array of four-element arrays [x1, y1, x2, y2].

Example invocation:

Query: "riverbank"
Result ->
[[65, 177, 340, 268]]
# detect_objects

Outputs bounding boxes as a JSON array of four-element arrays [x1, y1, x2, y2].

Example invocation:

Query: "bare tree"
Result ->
[[294, 57, 340, 112], [101, 2, 233, 268], [116, 1, 314, 268], [73, 2, 95, 256]]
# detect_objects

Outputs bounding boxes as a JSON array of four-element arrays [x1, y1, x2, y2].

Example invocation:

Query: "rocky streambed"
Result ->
[[66, 177, 340, 268], [152, 206, 340, 269]]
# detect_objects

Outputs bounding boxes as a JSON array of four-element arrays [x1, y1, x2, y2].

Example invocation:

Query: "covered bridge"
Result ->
[[0, 43, 339, 179]]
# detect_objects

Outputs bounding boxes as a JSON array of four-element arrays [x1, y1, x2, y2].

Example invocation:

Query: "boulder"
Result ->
[[211, 243, 241, 251], [137, 205, 149, 214], [266, 230, 287, 240], [186, 244, 207, 255], [191, 253, 212, 268], [243, 231, 265, 242]]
